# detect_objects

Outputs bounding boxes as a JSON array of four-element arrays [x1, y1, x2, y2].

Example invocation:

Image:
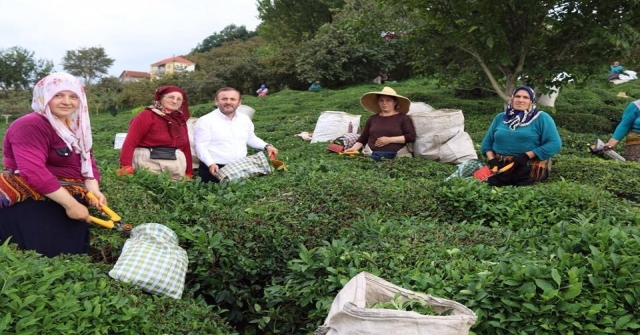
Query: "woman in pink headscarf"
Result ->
[[0, 72, 107, 257], [118, 85, 193, 180]]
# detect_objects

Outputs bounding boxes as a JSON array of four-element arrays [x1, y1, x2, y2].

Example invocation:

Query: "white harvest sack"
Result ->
[[236, 104, 256, 119], [408, 108, 477, 164], [109, 223, 188, 299], [187, 117, 199, 170], [311, 111, 361, 143], [315, 272, 477, 335]]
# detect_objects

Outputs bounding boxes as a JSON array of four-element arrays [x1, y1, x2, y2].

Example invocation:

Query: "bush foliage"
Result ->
[[1, 78, 640, 334]]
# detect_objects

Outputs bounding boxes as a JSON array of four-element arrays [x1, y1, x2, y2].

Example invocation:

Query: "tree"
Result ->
[[385, 0, 640, 100], [257, 0, 346, 42], [61, 46, 114, 85], [0, 46, 53, 96], [191, 24, 257, 54]]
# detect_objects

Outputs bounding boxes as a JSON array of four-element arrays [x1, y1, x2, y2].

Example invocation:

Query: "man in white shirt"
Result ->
[[194, 87, 279, 183]]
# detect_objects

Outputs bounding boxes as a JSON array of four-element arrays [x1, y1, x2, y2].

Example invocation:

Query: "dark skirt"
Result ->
[[0, 197, 89, 257]]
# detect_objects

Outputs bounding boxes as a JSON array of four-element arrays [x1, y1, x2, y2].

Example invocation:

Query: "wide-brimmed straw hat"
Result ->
[[617, 92, 630, 98], [360, 86, 411, 114]]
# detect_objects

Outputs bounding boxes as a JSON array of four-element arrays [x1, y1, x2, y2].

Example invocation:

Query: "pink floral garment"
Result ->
[[31, 73, 94, 178]]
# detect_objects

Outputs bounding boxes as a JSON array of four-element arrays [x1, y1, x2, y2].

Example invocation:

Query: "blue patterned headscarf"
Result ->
[[503, 86, 540, 130]]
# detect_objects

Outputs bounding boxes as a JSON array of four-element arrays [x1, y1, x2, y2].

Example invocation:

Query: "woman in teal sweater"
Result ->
[[603, 100, 640, 162], [481, 86, 562, 186]]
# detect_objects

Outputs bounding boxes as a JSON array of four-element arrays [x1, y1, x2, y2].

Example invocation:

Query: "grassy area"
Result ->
[[2, 78, 640, 334]]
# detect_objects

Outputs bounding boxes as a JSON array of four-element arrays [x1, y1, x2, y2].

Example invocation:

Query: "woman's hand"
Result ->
[[345, 142, 363, 153], [84, 179, 107, 208], [375, 136, 392, 147], [65, 202, 91, 222]]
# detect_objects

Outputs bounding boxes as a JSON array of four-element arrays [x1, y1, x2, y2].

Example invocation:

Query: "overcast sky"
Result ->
[[0, 0, 261, 78]]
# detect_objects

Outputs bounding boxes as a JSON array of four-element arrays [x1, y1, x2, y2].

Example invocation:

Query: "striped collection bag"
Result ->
[[215, 151, 272, 182], [109, 223, 188, 299]]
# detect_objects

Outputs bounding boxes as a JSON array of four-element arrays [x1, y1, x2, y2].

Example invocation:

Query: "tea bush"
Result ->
[[2, 78, 640, 334]]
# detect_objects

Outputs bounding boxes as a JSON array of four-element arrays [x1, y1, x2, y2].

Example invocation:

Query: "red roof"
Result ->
[[119, 70, 150, 79], [151, 56, 195, 66]]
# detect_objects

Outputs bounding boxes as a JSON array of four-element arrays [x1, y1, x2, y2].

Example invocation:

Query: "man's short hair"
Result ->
[[215, 87, 241, 99]]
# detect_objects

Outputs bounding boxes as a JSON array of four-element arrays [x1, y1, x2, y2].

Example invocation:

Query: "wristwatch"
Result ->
[[264, 144, 272, 150]]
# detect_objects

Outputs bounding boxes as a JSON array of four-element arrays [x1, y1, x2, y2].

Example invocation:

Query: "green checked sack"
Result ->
[[215, 151, 272, 182], [109, 223, 188, 299]]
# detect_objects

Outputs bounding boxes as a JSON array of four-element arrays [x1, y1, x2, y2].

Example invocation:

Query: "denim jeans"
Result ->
[[371, 151, 397, 162]]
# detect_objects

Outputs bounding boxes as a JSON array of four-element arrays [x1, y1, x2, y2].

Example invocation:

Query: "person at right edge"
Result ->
[[603, 99, 640, 162], [481, 86, 562, 186]]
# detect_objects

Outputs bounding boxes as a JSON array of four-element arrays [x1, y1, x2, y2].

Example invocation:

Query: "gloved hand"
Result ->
[[117, 166, 134, 176], [487, 158, 499, 169], [513, 153, 530, 166]]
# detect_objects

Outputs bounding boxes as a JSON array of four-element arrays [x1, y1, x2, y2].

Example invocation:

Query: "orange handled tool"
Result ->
[[86, 192, 132, 233], [269, 152, 288, 171], [474, 162, 515, 182]]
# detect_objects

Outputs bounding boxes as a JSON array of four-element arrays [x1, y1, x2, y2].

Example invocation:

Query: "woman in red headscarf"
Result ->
[[118, 86, 193, 180]]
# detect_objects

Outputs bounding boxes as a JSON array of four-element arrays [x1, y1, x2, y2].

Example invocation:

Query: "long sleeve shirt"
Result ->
[[120, 109, 192, 175], [2, 112, 101, 194], [193, 109, 269, 166], [481, 111, 562, 161], [356, 113, 416, 152], [611, 101, 640, 140]]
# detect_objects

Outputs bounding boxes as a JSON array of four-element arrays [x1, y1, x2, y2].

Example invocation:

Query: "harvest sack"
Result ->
[[236, 104, 256, 119], [408, 108, 477, 164], [311, 111, 361, 143], [215, 151, 272, 182], [315, 272, 477, 335], [186, 117, 199, 170], [109, 223, 188, 299]]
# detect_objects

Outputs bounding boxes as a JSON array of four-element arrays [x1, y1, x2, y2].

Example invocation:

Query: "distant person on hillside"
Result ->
[[0, 72, 107, 257], [344, 86, 416, 162], [118, 85, 192, 180], [309, 81, 322, 91], [481, 86, 562, 187], [256, 84, 269, 97], [608, 61, 625, 80], [373, 70, 388, 84], [194, 87, 279, 183], [603, 99, 640, 162]]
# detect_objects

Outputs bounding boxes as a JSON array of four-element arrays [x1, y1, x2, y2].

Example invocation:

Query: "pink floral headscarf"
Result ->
[[31, 72, 93, 179]]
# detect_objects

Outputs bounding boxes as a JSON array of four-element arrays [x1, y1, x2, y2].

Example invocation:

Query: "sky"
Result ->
[[0, 0, 261, 78]]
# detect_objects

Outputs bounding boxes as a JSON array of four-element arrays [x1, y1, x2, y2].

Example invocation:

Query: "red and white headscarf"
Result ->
[[31, 72, 93, 179]]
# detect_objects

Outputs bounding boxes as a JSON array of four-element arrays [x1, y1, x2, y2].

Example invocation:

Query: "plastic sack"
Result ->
[[315, 272, 477, 335], [109, 223, 188, 299], [215, 151, 272, 182], [311, 111, 360, 143]]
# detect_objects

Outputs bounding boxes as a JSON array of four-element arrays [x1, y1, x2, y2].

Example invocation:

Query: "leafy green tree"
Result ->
[[387, 0, 640, 100], [61, 46, 114, 85], [189, 37, 268, 94], [0, 46, 53, 96], [191, 24, 257, 54], [295, 23, 396, 87], [257, 0, 346, 42]]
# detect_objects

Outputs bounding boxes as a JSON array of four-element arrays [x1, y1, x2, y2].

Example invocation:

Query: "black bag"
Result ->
[[149, 146, 177, 160]]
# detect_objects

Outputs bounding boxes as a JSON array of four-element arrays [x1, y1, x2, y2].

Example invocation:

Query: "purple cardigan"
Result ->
[[2, 113, 100, 194]]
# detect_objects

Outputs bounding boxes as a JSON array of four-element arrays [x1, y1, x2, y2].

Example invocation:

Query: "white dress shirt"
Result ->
[[194, 109, 268, 166]]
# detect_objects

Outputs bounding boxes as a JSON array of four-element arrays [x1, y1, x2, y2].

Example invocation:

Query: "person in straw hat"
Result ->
[[344, 86, 416, 161]]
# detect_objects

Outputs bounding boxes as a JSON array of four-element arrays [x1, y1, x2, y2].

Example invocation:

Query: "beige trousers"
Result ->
[[132, 147, 187, 180]]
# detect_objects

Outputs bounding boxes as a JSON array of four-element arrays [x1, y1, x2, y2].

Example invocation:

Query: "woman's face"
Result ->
[[511, 89, 532, 111], [48, 90, 79, 120], [160, 92, 184, 111], [378, 95, 397, 113]]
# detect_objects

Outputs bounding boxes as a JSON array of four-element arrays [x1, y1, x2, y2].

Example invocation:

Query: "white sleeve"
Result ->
[[194, 117, 216, 167]]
